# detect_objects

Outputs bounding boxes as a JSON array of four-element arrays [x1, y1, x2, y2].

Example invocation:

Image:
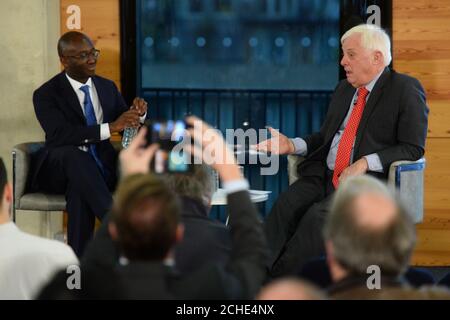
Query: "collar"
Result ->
[[0, 221, 18, 233], [65, 73, 93, 91], [361, 69, 384, 93]]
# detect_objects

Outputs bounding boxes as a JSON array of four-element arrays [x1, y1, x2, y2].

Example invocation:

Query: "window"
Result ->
[[138, 0, 340, 90]]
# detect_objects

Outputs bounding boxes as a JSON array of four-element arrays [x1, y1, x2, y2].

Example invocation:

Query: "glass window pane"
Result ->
[[139, 0, 340, 90]]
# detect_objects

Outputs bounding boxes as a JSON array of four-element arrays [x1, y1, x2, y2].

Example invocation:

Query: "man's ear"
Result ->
[[175, 223, 184, 244], [60, 56, 68, 69], [373, 50, 383, 66], [108, 222, 118, 241], [4, 183, 12, 205]]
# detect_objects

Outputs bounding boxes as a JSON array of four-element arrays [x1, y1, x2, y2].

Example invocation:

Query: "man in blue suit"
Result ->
[[32, 31, 147, 256]]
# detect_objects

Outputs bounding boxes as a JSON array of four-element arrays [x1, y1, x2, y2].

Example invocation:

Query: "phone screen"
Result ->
[[146, 120, 191, 173]]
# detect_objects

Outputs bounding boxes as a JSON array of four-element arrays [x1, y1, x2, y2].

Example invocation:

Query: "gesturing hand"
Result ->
[[253, 127, 295, 155]]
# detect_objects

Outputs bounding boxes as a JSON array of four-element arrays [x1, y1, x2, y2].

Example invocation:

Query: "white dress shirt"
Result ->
[[0, 222, 79, 299], [65, 74, 147, 150], [65, 73, 111, 141]]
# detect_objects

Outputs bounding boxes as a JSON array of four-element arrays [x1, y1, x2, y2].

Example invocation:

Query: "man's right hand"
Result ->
[[109, 109, 141, 133], [119, 127, 158, 177], [253, 127, 295, 155], [185, 116, 242, 183]]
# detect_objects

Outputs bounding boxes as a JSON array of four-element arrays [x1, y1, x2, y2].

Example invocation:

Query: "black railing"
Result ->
[[141, 88, 333, 220]]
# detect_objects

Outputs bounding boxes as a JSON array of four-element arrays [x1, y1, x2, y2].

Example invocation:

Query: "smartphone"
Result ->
[[145, 120, 192, 174]]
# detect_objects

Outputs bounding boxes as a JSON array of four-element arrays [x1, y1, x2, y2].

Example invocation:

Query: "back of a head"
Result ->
[[0, 158, 7, 208], [163, 164, 214, 208], [341, 24, 392, 66], [111, 174, 181, 261], [257, 278, 325, 300], [324, 175, 416, 277]]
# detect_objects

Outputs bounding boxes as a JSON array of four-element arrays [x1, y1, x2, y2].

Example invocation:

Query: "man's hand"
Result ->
[[338, 157, 369, 183], [185, 116, 241, 183], [253, 127, 295, 155], [132, 97, 148, 116], [109, 109, 140, 133], [119, 127, 158, 176]]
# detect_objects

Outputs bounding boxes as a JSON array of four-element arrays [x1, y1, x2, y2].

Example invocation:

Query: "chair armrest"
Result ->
[[388, 158, 426, 224], [287, 155, 305, 185], [12, 142, 45, 207], [388, 158, 426, 188]]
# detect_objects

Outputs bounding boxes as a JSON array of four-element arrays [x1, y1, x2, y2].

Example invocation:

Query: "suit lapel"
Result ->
[[353, 68, 390, 154], [58, 72, 86, 123]]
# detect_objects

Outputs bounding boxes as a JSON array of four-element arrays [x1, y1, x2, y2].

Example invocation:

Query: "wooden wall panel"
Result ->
[[394, 0, 450, 266], [427, 101, 450, 138], [60, 0, 120, 88]]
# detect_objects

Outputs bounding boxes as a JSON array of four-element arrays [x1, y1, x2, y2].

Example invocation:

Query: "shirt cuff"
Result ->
[[100, 123, 111, 140], [364, 153, 384, 173], [291, 138, 308, 156], [222, 179, 249, 195], [139, 112, 147, 123]]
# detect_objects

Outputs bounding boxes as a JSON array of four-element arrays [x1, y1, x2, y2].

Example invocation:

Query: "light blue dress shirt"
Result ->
[[291, 71, 384, 173]]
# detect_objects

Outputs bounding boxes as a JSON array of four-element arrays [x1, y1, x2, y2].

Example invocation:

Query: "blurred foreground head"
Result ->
[[257, 278, 325, 300], [110, 174, 182, 261], [324, 175, 416, 282]]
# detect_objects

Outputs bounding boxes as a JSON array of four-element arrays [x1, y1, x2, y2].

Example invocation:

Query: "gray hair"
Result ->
[[323, 175, 416, 277], [341, 24, 392, 66], [162, 164, 214, 207]]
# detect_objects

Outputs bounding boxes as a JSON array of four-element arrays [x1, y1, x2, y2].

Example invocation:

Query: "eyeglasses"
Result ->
[[63, 49, 100, 61]]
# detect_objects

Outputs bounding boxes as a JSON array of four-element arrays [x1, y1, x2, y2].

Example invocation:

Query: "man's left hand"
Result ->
[[132, 97, 148, 116], [338, 157, 369, 183]]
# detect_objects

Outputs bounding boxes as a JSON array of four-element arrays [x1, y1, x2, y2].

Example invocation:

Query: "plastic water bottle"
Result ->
[[121, 127, 138, 148]]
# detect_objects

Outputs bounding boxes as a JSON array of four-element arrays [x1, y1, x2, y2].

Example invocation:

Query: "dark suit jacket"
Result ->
[[31, 72, 128, 188], [298, 68, 429, 180], [174, 196, 231, 275], [328, 275, 450, 300], [39, 190, 267, 299], [80, 196, 232, 275]]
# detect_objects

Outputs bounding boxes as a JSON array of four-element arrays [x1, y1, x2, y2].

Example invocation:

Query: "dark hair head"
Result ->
[[111, 174, 181, 261], [57, 31, 92, 57]]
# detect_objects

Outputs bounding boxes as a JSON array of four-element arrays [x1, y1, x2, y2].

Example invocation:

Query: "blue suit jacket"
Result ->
[[31, 72, 128, 189]]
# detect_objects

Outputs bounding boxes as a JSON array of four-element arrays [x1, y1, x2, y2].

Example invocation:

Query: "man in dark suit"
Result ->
[[255, 24, 429, 277], [79, 164, 231, 276], [32, 31, 148, 256], [164, 165, 231, 275], [39, 118, 267, 299]]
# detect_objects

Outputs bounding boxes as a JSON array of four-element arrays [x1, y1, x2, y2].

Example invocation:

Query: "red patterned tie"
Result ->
[[332, 87, 369, 188]]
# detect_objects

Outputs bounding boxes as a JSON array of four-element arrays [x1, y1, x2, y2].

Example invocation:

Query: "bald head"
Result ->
[[352, 192, 397, 230], [257, 278, 325, 300], [324, 175, 416, 277]]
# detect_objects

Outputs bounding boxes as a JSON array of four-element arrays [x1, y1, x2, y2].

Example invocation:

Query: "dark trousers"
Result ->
[[36, 146, 114, 257], [265, 170, 334, 278]]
